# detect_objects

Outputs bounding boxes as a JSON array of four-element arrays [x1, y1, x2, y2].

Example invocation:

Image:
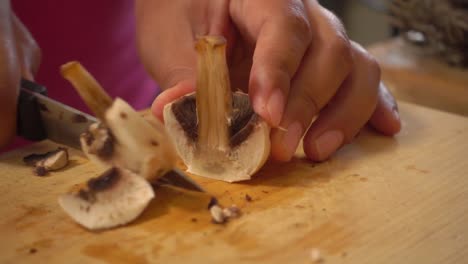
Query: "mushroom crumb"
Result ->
[[23, 147, 69, 176], [210, 204, 241, 224], [29, 248, 37, 254], [309, 248, 324, 263], [191, 217, 198, 223], [222, 205, 241, 218], [210, 205, 225, 224], [245, 194, 252, 202]]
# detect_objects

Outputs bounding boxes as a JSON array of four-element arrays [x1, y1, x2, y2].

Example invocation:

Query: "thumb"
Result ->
[[151, 79, 195, 121]]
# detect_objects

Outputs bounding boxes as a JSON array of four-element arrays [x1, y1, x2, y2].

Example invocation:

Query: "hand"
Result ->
[[137, 0, 401, 162], [0, 3, 41, 147]]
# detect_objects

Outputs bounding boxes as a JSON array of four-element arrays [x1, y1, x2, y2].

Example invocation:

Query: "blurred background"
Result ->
[[320, 0, 391, 46], [321, 0, 468, 117]]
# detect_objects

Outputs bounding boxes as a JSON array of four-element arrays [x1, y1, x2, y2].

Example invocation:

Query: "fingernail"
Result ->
[[282, 122, 303, 159], [267, 89, 285, 127], [314, 130, 344, 160]]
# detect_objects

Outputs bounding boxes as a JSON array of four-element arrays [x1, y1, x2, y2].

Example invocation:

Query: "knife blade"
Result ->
[[17, 79, 205, 193], [20, 88, 97, 150]]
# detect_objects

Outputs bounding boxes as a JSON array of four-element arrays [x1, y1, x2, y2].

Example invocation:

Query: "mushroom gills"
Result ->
[[58, 167, 154, 230], [171, 92, 257, 148]]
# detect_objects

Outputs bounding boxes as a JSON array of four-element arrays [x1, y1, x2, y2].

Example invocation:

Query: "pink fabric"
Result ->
[[5, 0, 159, 152], [12, 0, 159, 112]]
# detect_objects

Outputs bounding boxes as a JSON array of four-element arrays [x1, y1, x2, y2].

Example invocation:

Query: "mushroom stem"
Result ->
[[195, 36, 232, 152], [60, 61, 113, 119]]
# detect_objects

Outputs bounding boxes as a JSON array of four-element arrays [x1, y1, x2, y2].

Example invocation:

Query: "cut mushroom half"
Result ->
[[58, 167, 154, 230], [163, 36, 271, 182]]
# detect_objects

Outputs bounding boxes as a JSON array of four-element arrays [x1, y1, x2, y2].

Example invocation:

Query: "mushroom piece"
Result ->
[[61, 62, 178, 182], [23, 147, 69, 176], [163, 36, 270, 182], [79, 98, 178, 181], [58, 167, 154, 230]]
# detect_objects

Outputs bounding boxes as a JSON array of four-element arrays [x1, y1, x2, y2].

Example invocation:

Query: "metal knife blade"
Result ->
[[156, 168, 206, 193], [21, 88, 97, 149]]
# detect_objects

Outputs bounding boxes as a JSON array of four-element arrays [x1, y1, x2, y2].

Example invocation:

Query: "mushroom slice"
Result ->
[[80, 98, 178, 181], [23, 147, 69, 176], [163, 36, 270, 182], [58, 167, 154, 230]]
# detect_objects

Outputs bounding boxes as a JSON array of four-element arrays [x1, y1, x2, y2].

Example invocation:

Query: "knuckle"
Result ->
[[366, 55, 381, 82], [285, 4, 312, 42], [328, 35, 353, 69], [299, 88, 320, 114]]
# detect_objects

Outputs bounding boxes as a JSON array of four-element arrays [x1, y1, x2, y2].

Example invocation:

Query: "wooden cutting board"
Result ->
[[1, 102, 467, 264]]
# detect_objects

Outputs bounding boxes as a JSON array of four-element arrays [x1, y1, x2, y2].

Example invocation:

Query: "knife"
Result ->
[[17, 78, 205, 193]]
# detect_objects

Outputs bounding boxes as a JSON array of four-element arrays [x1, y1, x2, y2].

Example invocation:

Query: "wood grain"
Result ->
[[1, 102, 468, 264], [368, 37, 468, 116]]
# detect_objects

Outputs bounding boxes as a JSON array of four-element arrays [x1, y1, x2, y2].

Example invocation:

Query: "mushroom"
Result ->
[[58, 167, 154, 230], [79, 98, 178, 181], [58, 62, 180, 230], [163, 36, 270, 182], [23, 147, 69, 176], [61, 62, 178, 182]]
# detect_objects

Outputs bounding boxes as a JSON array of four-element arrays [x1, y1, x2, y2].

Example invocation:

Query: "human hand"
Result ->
[[137, 0, 401, 162], [0, 3, 41, 147]]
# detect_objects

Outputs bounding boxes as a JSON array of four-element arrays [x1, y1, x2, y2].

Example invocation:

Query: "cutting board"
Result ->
[[1, 102, 468, 264]]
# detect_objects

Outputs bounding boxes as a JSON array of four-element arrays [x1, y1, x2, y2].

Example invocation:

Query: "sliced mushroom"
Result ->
[[79, 98, 178, 181], [163, 36, 270, 182], [23, 147, 69, 176], [58, 167, 154, 230]]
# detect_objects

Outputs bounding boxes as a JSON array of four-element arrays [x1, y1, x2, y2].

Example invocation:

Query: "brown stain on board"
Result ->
[[406, 165, 430, 174], [13, 205, 49, 231], [83, 243, 148, 264], [16, 238, 53, 254]]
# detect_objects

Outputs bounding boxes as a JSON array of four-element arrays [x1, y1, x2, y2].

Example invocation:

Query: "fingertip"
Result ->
[[303, 130, 344, 162], [151, 80, 195, 122], [269, 122, 303, 162], [249, 68, 287, 127], [370, 106, 401, 136]]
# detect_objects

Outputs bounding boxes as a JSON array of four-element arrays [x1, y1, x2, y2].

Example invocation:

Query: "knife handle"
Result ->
[[17, 78, 48, 141]]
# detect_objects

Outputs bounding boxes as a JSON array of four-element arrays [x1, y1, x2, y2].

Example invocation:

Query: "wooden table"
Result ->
[[368, 37, 468, 116], [1, 102, 468, 264]]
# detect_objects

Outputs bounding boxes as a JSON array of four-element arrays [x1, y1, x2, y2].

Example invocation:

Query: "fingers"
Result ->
[[230, 0, 312, 127], [151, 80, 195, 121], [269, 4, 353, 161], [12, 13, 41, 80], [137, 0, 234, 122], [369, 83, 401, 136], [0, 6, 20, 147], [135, 0, 197, 90], [302, 42, 380, 161]]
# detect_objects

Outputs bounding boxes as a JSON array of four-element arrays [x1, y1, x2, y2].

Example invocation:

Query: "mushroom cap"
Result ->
[[58, 167, 154, 230], [163, 92, 270, 182]]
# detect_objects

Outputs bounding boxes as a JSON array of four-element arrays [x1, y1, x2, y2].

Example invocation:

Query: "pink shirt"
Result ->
[[7, 1, 159, 151], [12, 0, 158, 112]]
